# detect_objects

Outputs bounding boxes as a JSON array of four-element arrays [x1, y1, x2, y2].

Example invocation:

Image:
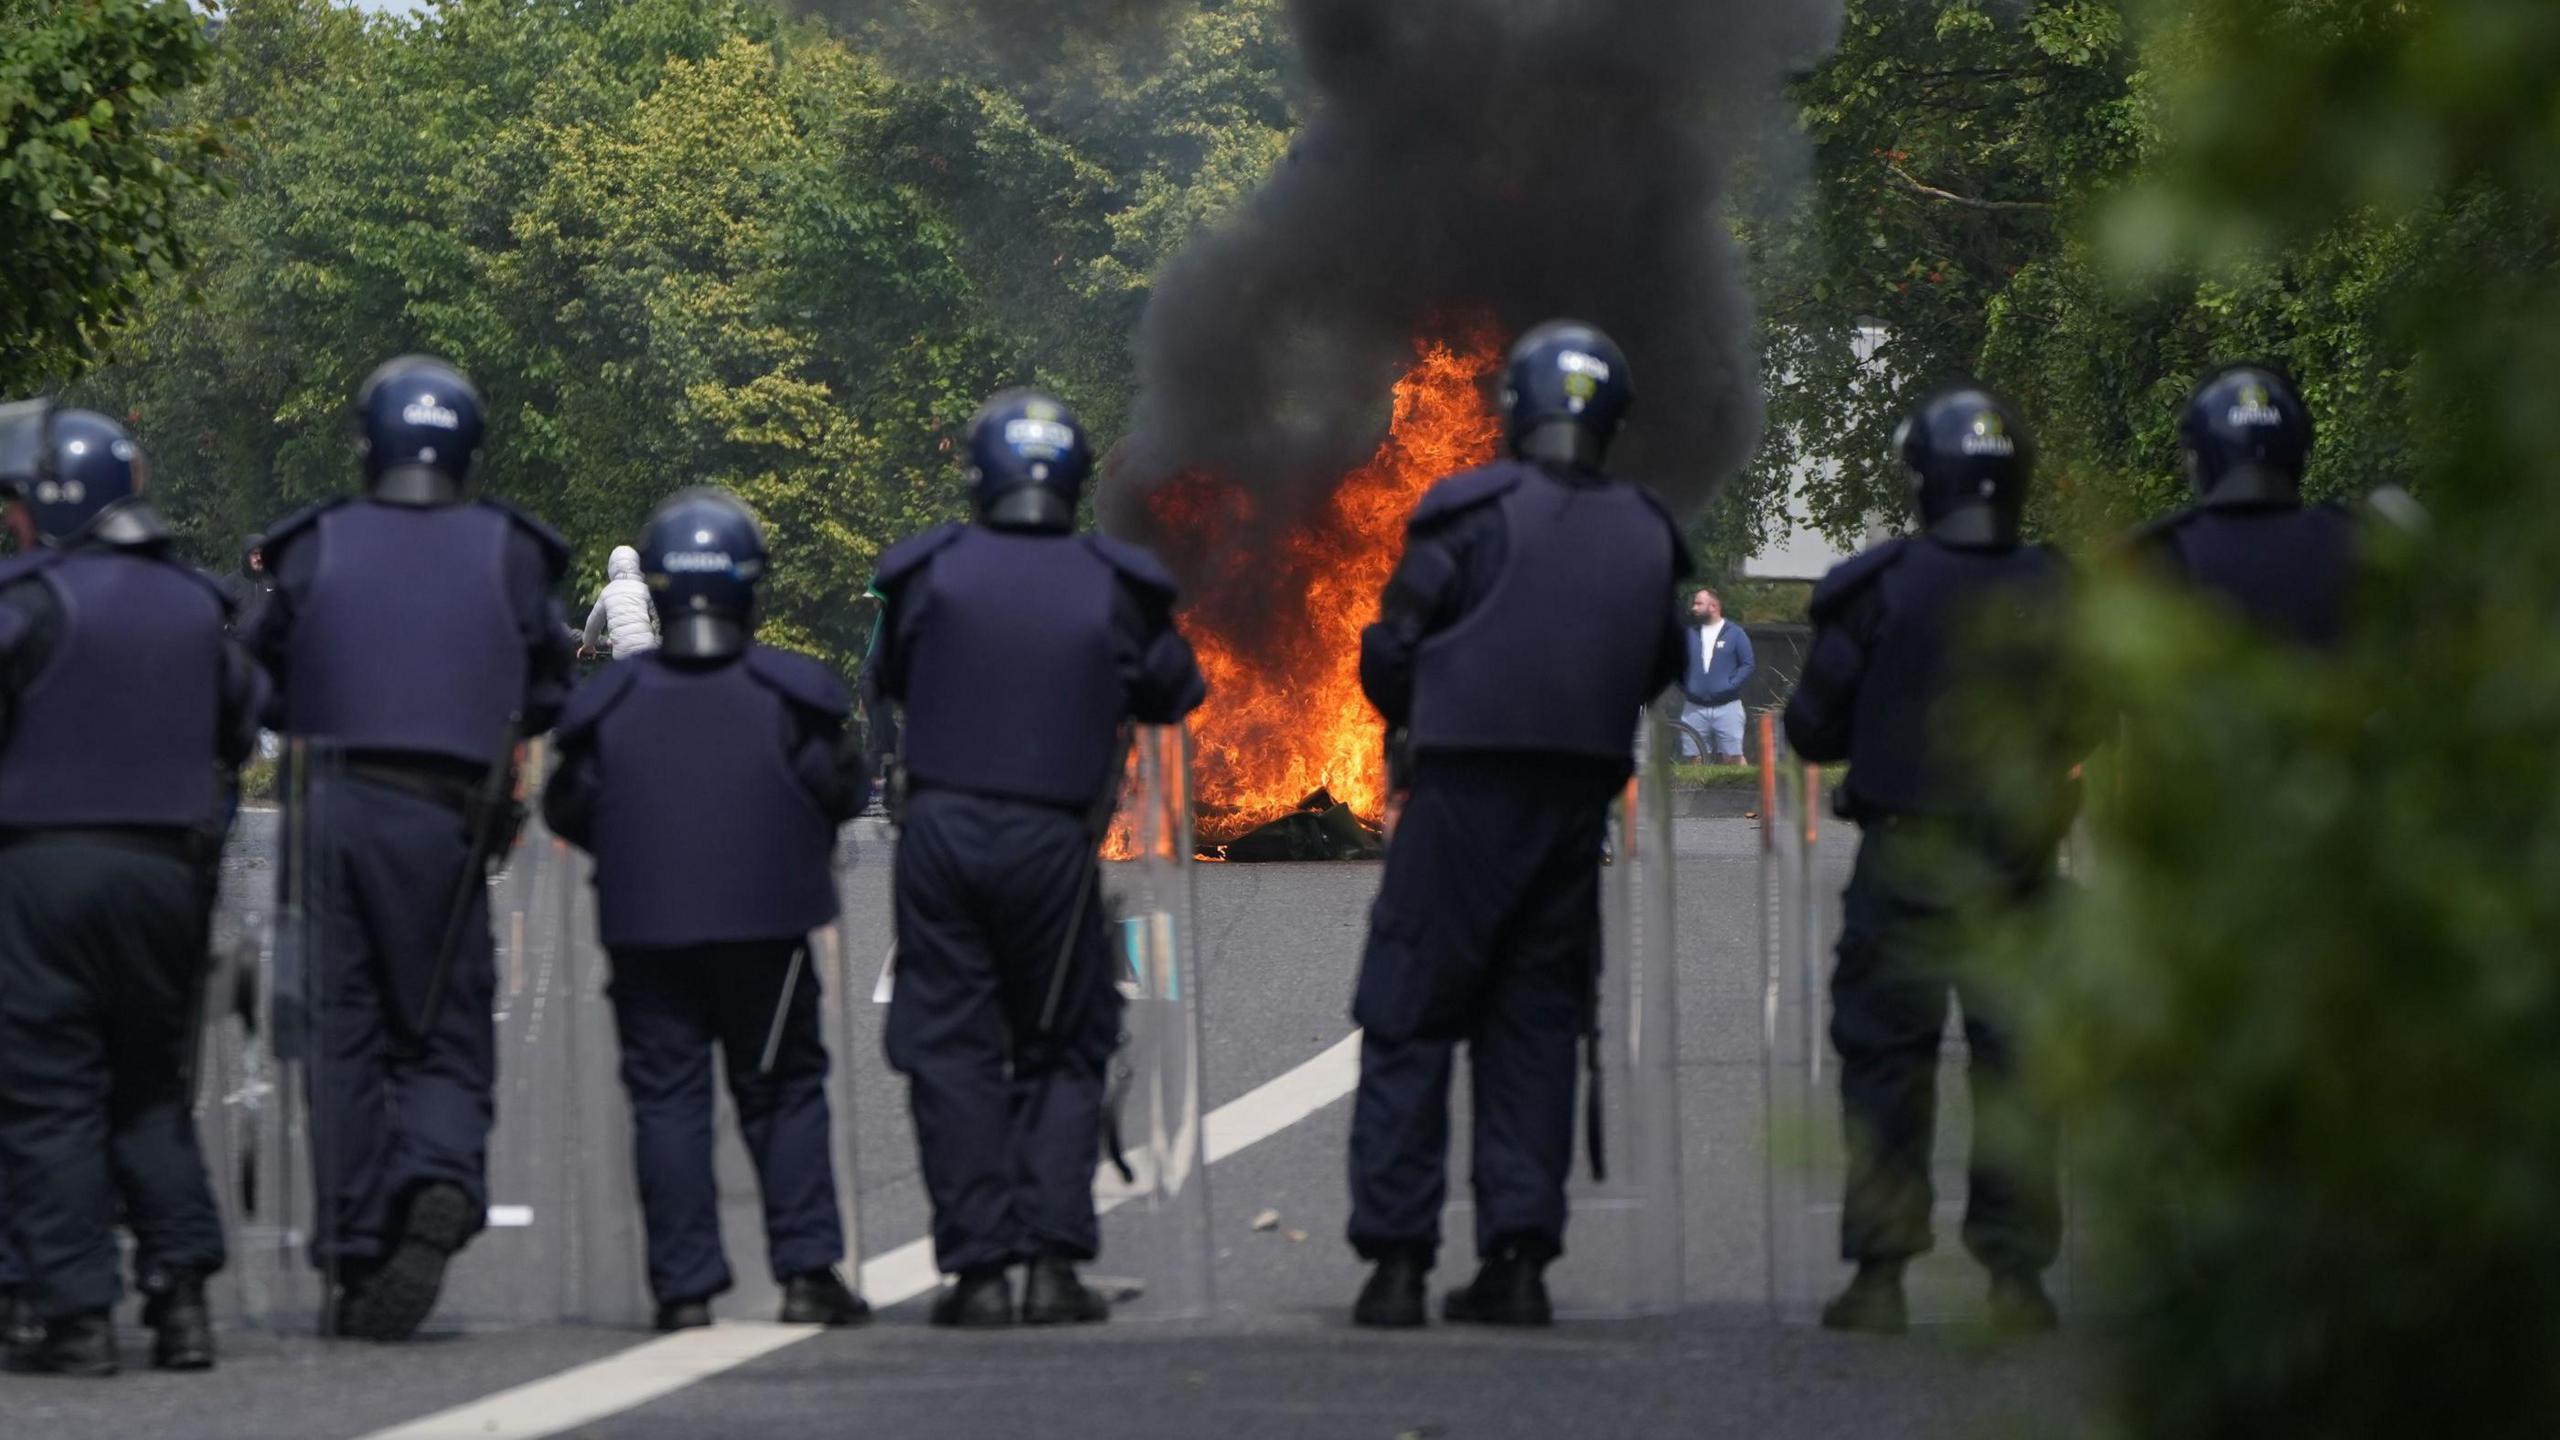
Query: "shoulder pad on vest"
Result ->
[[1624, 481, 1698, 580], [2020, 541, 2075, 588], [0, 551, 63, 589], [1409, 465, 1526, 529], [165, 557, 240, 618], [1809, 539, 1911, 623], [874, 523, 965, 590], [2120, 507, 2199, 551], [479, 499, 571, 576], [1081, 534, 1179, 603], [745, 644, 851, 717], [260, 498, 353, 558], [554, 662, 642, 743]]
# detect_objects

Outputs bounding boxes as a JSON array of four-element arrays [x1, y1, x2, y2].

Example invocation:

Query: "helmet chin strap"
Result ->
[[1924, 503, 2014, 549], [370, 463, 465, 507], [660, 611, 751, 662], [980, 486, 1075, 533], [2199, 464, 2303, 508], [1512, 420, 1609, 473]]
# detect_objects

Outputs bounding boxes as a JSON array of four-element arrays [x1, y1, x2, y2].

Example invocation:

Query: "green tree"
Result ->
[[0, 0, 221, 390], [2015, 2, 2560, 1435]]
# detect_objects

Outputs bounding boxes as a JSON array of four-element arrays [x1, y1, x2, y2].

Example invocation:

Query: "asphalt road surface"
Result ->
[[0, 811, 2102, 1440]]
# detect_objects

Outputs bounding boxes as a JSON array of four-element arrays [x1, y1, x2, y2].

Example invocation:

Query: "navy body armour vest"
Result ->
[[285, 502, 524, 766], [1409, 465, 1677, 761], [577, 650, 840, 950], [0, 551, 226, 831], [1846, 538, 2069, 818], [900, 529, 1124, 809], [2160, 504, 2357, 648]]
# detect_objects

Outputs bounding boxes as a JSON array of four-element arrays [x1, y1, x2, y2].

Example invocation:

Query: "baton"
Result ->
[[759, 944, 809, 1075]]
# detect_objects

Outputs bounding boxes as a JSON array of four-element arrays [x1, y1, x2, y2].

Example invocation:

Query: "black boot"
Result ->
[[653, 1298, 713, 1333], [928, 1266, 1015, 1329], [143, 1273, 216, 1371], [778, 1269, 871, 1328], [6, 1311, 119, 1377], [1351, 1251, 1430, 1329], [343, 1182, 475, 1342], [1821, 1261, 1909, 1335], [1442, 1246, 1553, 1327], [1, 1287, 42, 1354], [1986, 1268, 2059, 1335], [1020, 1255, 1109, 1326]]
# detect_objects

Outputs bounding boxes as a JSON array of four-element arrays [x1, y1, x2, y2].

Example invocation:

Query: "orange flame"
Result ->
[[1147, 328, 1506, 841]]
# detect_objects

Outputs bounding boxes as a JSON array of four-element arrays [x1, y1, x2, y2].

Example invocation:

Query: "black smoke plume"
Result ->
[[1103, 0, 1842, 561]]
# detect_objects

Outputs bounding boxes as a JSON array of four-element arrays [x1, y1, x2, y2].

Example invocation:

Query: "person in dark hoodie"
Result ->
[[0, 403, 262, 1376], [542, 488, 870, 1334]]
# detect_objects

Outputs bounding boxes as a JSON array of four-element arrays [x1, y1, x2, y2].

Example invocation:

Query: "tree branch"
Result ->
[[1883, 162, 2056, 213]]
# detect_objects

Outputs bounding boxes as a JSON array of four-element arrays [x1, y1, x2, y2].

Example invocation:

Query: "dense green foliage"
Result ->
[[1973, 3, 2560, 1435], [60, 0, 1292, 665], [0, 0, 221, 391]]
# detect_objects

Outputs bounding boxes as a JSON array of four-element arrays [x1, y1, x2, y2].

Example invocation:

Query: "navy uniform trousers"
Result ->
[[293, 774, 497, 1271], [1831, 817, 2062, 1274], [607, 941, 845, 1303], [1348, 756, 1619, 1264], [0, 838, 226, 1318], [887, 788, 1122, 1276]]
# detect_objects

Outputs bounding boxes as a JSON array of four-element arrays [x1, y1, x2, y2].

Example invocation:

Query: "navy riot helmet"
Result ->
[[2182, 364, 2311, 505], [640, 487, 769, 661], [1502, 321, 1633, 472], [356, 355, 485, 504], [0, 401, 152, 545], [967, 390, 1092, 533], [1895, 384, 2031, 549]]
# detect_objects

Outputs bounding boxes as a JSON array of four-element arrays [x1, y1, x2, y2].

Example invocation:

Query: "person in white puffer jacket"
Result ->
[[581, 544, 660, 659]]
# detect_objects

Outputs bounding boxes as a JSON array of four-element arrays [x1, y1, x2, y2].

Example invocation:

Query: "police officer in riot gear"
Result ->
[[543, 489, 870, 1333], [0, 404, 262, 1375], [1783, 385, 2077, 1336], [249, 357, 572, 1341], [872, 390, 1206, 1328], [2130, 364, 2359, 646], [1347, 321, 1692, 1328]]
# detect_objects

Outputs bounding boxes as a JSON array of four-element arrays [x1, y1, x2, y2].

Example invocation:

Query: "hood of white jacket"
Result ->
[[607, 544, 643, 582]]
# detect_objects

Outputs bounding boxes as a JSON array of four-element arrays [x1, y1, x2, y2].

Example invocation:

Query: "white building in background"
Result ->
[[1744, 324, 1897, 584]]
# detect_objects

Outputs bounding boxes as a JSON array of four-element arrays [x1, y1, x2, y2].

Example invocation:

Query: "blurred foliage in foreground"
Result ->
[[2007, 2, 2560, 1434]]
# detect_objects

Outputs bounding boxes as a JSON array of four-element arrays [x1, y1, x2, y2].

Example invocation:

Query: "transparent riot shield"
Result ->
[[1091, 724, 1215, 1320], [1435, 696, 1686, 1317], [1761, 715, 2078, 1325], [215, 740, 624, 1333], [555, 786, 875, 1331], [197, 795, 288, 1330], [436, 740, 597, 1328], [214, 738, 339, 1333], [1760, 713, 1841, 1324]]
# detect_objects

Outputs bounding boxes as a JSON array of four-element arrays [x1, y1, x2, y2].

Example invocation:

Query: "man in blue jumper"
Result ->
[[1680, 588, 1755, 765]]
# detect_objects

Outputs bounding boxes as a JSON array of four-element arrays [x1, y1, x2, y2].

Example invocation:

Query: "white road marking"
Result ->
[[353, 1029, 1369, 1440], [1204, 1030, 1362, 1164], [852, 1029, 1365, 1308], [354, 1322, 817, 1440]]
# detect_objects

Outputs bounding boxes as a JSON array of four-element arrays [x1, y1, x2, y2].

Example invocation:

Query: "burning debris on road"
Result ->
[[1102, 0, 1843, 849]]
